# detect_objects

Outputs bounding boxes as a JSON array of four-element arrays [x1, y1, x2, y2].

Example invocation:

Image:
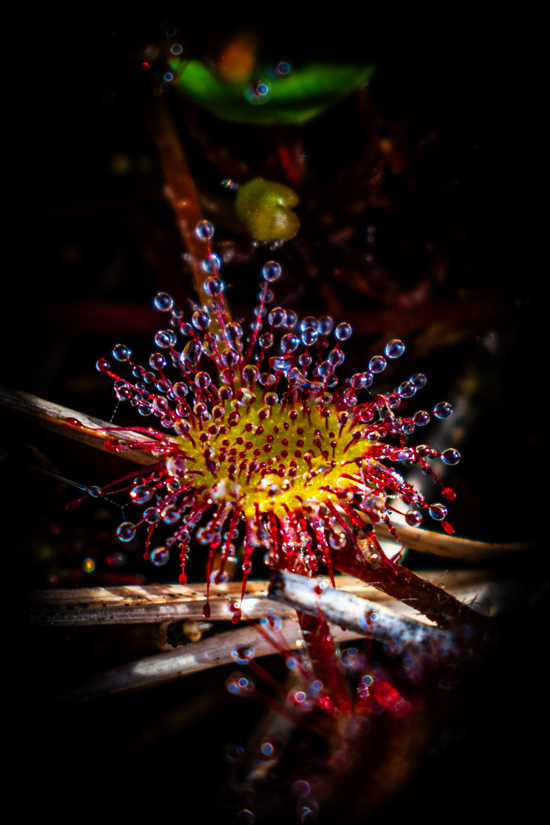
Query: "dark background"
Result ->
[[4, 11, 544, 825]]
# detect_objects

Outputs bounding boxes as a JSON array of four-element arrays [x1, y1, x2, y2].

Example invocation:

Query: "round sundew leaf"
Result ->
[[236, 178, 300, 242], [169, 59, 375, 124]]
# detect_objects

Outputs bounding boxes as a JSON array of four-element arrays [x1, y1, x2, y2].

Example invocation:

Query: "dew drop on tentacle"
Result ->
[[300, 317, 319, 345], [441, 520, 455, 535], [411, 372, 427, 389], [433, 401, 453, 419], [405, 510, 423, 526], [223, 743, 244, 764], [150, 546, 170, 566], [203, 276, 225, 297], [130, 484, 155, 504], [162, 505, 181, 524], [327, 348, 345, 367], [268, 306, 286, 327], [63, 416, 84, 428], [260, 740, 275, 757], [261, 261, 282, 282], [384, 339, 405, 359], [292, 780, 311, 799], [260, 613, 282, 633], [210, 567, 229, 584], [180, 340, 203, 370], [149, 353, 167, 371], [368, 355, 387, 373], [201, 253, 222, 273], [428, 503, 448, 521], [231, 645, 255, 665], [112, 344, 132, 361], [153, 292, 174, 312], [350, 371, 373, 390], [334, 322, 352, 341], [284, 309, 297, 328], [154, 329, 177, 349], [397, 381, 416, 399], [195, 371, 212, 391], [413, 410, 430, 426], [194, 220, 215, 241], [280, 333, 300, 354], [192, 310, 211, 330], [441, 448, 461, 465], [226, 673, 255, 696], [235, 809, 255, 825], [143, 506, 162, 524], [116, 522, 136, 542]]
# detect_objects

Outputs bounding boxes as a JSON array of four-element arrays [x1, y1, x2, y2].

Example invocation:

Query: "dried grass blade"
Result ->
[[48, 619, 361, 703], [386, 521, 546, 560], [18, 569, 512, 627], [0, 386, 176, 465]]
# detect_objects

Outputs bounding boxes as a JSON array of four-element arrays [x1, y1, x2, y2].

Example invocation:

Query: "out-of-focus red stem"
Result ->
[[145, 100, 225, 326], [283, 553, 352, 712], [296, 611, 352, 713]]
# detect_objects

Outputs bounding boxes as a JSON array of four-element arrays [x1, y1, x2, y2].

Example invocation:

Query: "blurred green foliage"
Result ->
[[169, 58, 374, 124]]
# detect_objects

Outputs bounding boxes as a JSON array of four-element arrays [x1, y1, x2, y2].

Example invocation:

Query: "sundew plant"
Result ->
[[94, 253, 460, 617], [82, 228, 486, 822], [7, 18, 541, 825]]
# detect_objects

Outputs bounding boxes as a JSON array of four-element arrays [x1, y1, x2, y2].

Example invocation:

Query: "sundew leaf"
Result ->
[[169, 59, 375, 124]]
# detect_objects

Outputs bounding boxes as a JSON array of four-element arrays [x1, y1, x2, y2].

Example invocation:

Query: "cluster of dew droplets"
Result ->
[[224, 629, 420, 824], [93, 240, 461, 609]]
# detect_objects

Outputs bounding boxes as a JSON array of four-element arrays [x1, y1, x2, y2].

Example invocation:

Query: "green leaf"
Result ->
[[169, 59, 375, 125], [235, 178, 300, 241]]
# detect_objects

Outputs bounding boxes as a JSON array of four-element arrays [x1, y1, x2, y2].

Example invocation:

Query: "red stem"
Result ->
[[144, 100, 228, 330], [331, 528, 492, 633], [296, 611, 352, 715]]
